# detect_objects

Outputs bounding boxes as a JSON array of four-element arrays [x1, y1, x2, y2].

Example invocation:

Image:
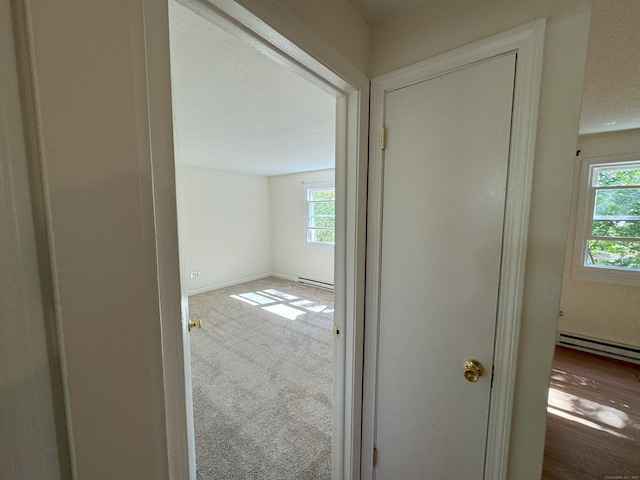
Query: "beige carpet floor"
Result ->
[[188, 277, 334, 479]]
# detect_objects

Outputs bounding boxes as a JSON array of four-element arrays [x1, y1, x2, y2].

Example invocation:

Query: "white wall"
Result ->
[[560, 129, 640, 347], [270, 169, 335, 283], [370, 2, 591, 478], [20, 1, 170, 477], [266, 0, 371, 76], [179, 166, 334, 292], [179, 166, 272, 293]]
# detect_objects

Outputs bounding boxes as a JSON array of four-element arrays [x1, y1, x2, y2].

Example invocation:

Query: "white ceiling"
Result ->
[[168, 1, 336, 177], [169, 0, 639, 177], [578, 0, 640, 135]]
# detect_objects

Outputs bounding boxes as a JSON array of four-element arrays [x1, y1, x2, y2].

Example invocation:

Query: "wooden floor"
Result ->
[[542, 346, 640, 480]]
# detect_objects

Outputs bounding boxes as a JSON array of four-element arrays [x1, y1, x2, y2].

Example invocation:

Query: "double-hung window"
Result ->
[[305, 183, 335, 250], [574, 155, 640, 284]]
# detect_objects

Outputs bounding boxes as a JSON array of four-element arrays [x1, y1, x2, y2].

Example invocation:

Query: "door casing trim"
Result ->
[[142, 1, 370, 478], [362, 19, 546, 480]]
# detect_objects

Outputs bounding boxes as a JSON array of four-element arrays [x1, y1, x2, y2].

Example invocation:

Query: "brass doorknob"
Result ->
[[188, 319, 201, 331], [463, 359, 484, 382]]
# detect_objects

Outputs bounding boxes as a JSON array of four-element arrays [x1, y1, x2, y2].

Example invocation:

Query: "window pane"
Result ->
[[596, 168, 640, 187], [305, 185, 335, 246], [309, 229, 335, 244], [594, 188, 640, 218], [311, 201, 335, 216], [592, 220, 640, 238], [585, 239, 640, 270], [310, 216, 335, 228], [309, 189, 335, 201]]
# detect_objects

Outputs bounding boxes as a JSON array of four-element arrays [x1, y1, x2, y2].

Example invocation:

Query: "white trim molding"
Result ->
[[186, 273, 273, 296], [571, 153, 640, 287], [0, 1, 72, 475], [361, 19, 546, 480], [304, 181, 336, 252]]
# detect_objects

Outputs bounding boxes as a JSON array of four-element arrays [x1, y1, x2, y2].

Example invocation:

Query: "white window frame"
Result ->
[[573, 153, 640, 286], [304, 182, 335, 251]]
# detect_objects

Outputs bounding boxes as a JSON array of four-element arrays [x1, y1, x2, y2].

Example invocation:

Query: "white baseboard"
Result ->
[[187, 273, 272, 296], [557, 331, 640, 365], [187, 272, 334, 296], [271, 272, 296, 282]]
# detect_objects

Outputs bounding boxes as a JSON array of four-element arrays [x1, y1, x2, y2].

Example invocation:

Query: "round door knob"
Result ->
[[463, 359, 484, 382]]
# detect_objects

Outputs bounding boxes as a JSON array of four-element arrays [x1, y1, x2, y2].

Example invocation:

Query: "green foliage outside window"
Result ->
[[307, 187, 335, 245], [587, 167, 640, 270]]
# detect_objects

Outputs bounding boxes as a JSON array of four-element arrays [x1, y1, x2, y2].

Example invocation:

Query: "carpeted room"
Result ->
[[189, 277, 334, 479], [168, 2, 337, 477]]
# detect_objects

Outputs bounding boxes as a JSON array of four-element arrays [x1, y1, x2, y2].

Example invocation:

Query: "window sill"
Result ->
[[305, 241, 334, 252], [572, 264, 640, 287]]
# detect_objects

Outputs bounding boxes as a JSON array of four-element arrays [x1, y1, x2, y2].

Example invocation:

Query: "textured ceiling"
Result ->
[[168, 1, 335, 177], [578, 0, 640, 134]]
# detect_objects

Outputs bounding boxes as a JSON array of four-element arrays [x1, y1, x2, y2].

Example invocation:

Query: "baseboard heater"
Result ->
[[557, 331, 640, 365], [295, 276, 334, 291]]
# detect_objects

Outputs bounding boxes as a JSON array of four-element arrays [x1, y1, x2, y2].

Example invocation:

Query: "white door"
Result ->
[[374, 53, 516, 479]]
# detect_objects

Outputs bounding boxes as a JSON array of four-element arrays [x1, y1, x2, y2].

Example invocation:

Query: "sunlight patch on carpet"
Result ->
[[291, 299, 327, 312], [237, 292, 277, 304], [263, 303, 306, 320], [262, 289, 298, 301], [230, 294, 259, 306]]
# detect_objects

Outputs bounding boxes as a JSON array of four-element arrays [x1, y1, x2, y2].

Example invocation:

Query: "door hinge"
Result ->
[[373, 447, 378, 467], [333, 325, 341, 338], [491, 366, 495, 388], [380, 127, 386, 151]]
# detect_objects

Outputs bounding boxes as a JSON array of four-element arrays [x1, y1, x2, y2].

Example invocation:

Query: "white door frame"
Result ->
[[361, 20, 545, 480], [141, 1, 370, 478], [0, 2, 71, 475]]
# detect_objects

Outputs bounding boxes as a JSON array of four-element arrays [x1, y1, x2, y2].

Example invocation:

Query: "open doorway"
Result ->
[[168, 1, 337, 477], [542, 1, 640, 478]]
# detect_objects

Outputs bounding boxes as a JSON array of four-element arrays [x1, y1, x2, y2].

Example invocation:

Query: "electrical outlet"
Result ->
[[190, 271, 200, 279], [558, 310, 564, 318]]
